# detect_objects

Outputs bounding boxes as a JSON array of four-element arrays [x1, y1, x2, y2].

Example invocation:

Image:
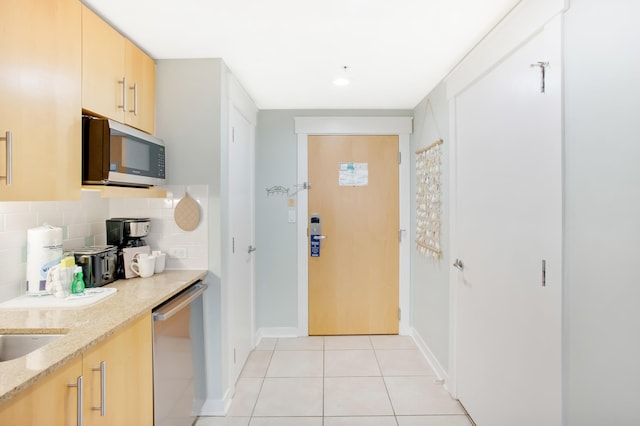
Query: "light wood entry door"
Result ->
[[308, 135, 399, 335]]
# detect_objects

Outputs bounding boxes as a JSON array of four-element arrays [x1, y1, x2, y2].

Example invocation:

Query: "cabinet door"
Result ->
[[0, 0, 81, 201], [125, 40, 156, 134], [82, 5, 126, 123], [83, 312, 153, 426], [0, 356, 83, 426]]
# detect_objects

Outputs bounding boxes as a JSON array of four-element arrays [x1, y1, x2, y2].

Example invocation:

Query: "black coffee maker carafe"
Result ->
[[106, 218, 151, 278]]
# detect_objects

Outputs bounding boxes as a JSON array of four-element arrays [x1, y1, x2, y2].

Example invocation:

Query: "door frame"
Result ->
[[227, 103, 256, 384], [294, 116, 413, 336]]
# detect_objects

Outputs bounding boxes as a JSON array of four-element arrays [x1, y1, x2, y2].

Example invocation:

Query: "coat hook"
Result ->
[[530, 61, 550, 93]]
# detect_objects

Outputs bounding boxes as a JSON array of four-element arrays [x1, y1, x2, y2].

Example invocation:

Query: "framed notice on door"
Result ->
[[339, 162, 368, 186]]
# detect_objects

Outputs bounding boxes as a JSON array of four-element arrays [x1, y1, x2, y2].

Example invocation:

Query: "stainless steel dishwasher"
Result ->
[[153, 281, 207, 426]]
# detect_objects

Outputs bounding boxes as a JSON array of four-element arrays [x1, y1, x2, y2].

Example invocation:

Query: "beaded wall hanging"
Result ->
[[415, 138, 443, 259]]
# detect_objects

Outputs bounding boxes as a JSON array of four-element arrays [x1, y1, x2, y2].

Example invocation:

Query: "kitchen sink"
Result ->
[[0, 333, 64, 362]]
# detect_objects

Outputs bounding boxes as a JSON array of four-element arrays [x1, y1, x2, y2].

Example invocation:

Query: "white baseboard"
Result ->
[[198, 388, 233, 416], [256, 327, 304, 340], [410, 327, 450, 386]]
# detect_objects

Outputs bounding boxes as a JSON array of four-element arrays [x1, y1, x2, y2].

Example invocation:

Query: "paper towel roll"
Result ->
[[26, 225, 63, 294]]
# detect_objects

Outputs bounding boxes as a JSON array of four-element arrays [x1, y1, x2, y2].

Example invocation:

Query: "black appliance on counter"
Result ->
[[106, 218, 151, 279], [73, 245, 118, 288]]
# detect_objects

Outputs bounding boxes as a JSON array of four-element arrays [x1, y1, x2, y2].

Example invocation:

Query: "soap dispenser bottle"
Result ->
[[71, 266, 85, 294]]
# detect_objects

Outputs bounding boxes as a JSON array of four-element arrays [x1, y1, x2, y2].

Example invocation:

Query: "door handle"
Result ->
[[129, 82, 138, 116], [118, 77, 127, 112], [315, 235, 327, 240], [92, 361, 106, 416], [68, 376, 83, 426], [453, 259, 464, 271], [248, 245, 257, 254]]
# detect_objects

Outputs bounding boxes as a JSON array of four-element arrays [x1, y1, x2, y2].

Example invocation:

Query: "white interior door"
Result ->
[[228, 105, 255, 385], [453, 18, 562, 426]]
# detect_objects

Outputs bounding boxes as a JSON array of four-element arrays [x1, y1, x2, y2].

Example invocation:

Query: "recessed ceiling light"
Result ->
[[333, 65, 350, 86], [333, 77, 350, 86]]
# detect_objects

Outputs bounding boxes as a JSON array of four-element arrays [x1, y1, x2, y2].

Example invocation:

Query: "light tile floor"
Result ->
[[196, 336, 474, 426]]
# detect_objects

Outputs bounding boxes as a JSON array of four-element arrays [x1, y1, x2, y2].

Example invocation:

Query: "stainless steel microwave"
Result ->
[[82, 117, 166, 188]]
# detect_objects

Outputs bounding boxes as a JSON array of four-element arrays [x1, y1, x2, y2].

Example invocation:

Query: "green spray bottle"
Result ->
[[71, 266, 85, 294]]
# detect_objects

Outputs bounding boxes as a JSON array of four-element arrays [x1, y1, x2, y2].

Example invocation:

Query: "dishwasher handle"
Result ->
[[153, 282, 207, 321]]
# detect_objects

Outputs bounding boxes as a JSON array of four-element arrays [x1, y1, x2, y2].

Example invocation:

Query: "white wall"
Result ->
[[155, 59, 222, 274], [254, 109, 411, 334], [155, 59, 258, 414], [155, 58, 226, 407], [564, 0, 640, 423], [410, 82, 451, 375]]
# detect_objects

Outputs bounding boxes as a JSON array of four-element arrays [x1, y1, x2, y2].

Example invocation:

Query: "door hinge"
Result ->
[[398, 308, 401, 320], [232, 237, 235, 254], [542, 259, 546, 287], [232, 127, 235, 142], [398, 152, 402, 164]]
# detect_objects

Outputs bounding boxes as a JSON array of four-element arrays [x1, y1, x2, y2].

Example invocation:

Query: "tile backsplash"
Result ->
[[0, 185, 208, 303], [109, 185, 209, 272]]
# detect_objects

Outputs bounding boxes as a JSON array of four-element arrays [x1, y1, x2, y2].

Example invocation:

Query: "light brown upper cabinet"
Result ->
[[0, 0, 82, 201], [82, 5, 156, 135], [124, 40, 156, 133]]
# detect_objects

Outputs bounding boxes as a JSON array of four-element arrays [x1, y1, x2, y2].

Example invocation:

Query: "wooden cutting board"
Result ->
[[174, 193, 200, 231]]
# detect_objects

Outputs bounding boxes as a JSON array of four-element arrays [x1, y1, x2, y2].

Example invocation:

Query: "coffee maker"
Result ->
[[106, 218, 151, 279]]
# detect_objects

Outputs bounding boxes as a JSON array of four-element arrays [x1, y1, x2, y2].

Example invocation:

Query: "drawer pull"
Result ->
[[92, 361, 106, 416], [67, 375, 83, 426]]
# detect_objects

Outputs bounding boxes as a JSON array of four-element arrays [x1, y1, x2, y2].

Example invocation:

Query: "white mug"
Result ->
[[154, 252, 166, 273], [130, 255, 155, 278]]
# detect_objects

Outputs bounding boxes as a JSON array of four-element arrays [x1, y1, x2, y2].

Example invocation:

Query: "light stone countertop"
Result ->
[[0, 269, 208, 404]]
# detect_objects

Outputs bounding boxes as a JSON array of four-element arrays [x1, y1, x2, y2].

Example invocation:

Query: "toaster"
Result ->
[[73, 245, 118, 288]]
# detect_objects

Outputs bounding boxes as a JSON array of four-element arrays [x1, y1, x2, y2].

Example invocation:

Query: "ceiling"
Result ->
[[83, 0, 519, 110]]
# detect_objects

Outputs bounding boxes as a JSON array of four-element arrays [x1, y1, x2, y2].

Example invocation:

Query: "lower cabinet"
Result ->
[[0, 356, 83, 426], [0, 312, 153, 425], [83, 312, 153, 425]]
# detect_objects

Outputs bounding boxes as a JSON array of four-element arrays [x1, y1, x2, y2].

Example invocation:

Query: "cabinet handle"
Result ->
[[68, 376, 83, 426], [129, 82, 138, 116], [118, 77, 127, 112], [92, 361, 106, 416], [0, 131, 12, 185]]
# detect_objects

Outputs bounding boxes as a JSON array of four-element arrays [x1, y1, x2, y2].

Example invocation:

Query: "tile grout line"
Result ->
[[247, 339, 276, 422], [322, 336, 325, 426], [370, 336, 401, 426]]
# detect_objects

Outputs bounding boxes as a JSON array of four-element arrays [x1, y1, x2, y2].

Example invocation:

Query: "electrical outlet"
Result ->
[[169, 247, 187, 259]]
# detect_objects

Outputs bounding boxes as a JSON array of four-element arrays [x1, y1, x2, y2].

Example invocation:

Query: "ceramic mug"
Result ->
[[153, 252, 166, 273], [130, 254, 156, 278]]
